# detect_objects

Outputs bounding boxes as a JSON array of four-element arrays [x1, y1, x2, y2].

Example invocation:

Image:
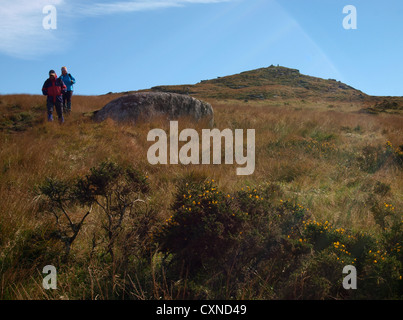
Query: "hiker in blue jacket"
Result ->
[[60, 66, 76, 114]]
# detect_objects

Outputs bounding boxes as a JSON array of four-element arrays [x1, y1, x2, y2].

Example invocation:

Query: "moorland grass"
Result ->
[[0, 93, 401, 299]]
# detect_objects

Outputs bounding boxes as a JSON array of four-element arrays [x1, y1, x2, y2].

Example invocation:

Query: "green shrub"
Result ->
[[154, 179, 313, 298], [300, 215, 402, 299], [357, 141, 403, 173], [357, 145, 385, 173], [370, 201, 399, 231], [385, 141, 403, 168], [302, 220, 342, 251], [154, 178, 245, 270], [373, 180, 391, 197], [283, 249, 347, 299], [38, 161, 150, 261], [32, 171, 403, 299], [359, 252, 402, 299]]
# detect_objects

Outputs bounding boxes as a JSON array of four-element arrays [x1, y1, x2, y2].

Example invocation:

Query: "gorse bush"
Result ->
[[8, 162, 403, 299], [385, 140, 403, 168], [371, 201, 398, 231], [1, 92, 402, 300], [38, 161, 150, 263], [153, 178, 315, 298], [107, 171, 401, 299], [297, 212, 403, 299], [73, 161, 150, 272], [154, 178, 246, 270], [303, 138, 338, 159], [301, 220, 372, 267], [357, 145, 386, 173], [38, 177, 93, 258], [357, 141, 403, 173]]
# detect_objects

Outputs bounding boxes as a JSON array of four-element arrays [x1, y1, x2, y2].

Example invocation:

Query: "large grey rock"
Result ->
[[94, 92, 214, 126]]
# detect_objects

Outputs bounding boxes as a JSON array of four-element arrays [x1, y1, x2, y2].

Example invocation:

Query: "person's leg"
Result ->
[[62, 92, 67, 113], [66, 91, 73, 113], [47, 100, 54, 122], [55, 100, 64, 124]]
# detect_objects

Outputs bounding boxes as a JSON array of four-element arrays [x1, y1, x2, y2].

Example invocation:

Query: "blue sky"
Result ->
[[0, 0, 402, 96]]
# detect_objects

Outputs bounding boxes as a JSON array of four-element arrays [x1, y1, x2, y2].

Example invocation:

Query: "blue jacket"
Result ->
[[60, 73, 76, 92]]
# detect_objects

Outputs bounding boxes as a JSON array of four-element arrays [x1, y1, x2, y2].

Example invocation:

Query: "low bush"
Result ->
[[357, 141, 403, 173], [4, 161, 402, 299]]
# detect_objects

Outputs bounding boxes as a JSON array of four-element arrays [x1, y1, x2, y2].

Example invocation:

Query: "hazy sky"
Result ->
[[0, 0, 402, 96]]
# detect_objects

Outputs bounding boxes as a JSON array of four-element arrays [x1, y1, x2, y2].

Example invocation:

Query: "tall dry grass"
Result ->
[[0, 93, 402, 299]]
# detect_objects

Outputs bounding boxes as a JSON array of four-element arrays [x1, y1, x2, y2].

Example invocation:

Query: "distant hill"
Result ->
[[146, 65, 367, 102]]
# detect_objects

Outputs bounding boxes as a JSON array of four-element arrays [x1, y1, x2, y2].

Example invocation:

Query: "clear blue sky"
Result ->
[[0, 0, 402, 96]]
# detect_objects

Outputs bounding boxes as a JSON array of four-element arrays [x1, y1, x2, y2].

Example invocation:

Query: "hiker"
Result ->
[[60, 66, 76, 114], [42, 70, 66, 123]]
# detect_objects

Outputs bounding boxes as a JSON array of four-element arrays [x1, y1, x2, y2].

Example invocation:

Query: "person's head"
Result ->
[[49, 70, 56, 79], [61, 66, 67, 75]]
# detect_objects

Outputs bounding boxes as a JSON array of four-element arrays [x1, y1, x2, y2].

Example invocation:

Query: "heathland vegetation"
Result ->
[[0, 66, 402, 299]]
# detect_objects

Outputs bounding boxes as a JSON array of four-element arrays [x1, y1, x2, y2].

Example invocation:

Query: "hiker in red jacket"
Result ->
[[42, 70, 67, 123]]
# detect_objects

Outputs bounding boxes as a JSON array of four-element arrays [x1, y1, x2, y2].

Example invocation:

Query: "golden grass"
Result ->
[[1, 94, 402, 217], [0, 92, 402, 298]]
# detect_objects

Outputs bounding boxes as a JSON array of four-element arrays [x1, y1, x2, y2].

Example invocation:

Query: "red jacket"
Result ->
[[42, 73, 67, 103]]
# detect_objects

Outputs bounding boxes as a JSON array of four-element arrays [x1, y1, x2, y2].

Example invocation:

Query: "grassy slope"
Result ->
[[0, 67, 402, 299], [150, 66, 366, 101]]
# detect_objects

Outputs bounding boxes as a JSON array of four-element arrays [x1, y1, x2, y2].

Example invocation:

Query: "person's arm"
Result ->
[[60, 79, 67, 93], [69, 73, 76, 84], [42, 80, 48, 96]]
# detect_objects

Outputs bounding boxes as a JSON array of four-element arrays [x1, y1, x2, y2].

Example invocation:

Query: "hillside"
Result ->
[[0, 66, 402, 300], [149, 66, 366, 101]]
